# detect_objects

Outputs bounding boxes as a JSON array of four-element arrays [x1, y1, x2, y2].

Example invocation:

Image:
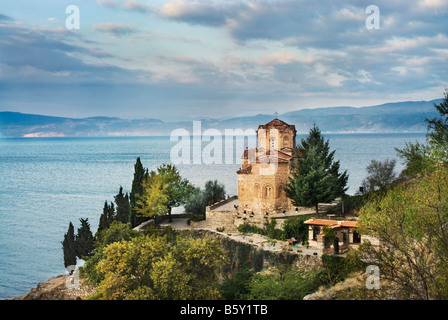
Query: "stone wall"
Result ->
[[191, 229, 322, 274], [237, 162, 293, 214]]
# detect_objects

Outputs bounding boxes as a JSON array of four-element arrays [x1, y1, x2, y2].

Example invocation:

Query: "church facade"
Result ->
[[237, 118, 298, 214]]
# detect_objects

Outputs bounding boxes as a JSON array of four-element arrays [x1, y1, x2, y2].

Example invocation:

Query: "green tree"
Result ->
[[93, 232, 227, 300], [358, 166, 448, 299], [203, 180, 226, 205], [396, 140, 435, 177], [136, 174, 169, 225], [75, 218, 95, 259], [184, 186, 207, 219], [364, 158, 397, 192], [151, 164, 194, 222], [426, 88, 448, 156], [115, 186, 130, 224], [242, 266, 321, 300], [396, 89, 448, 177], [285, 124, 348, 215], [62, 221, 77, 269], [98, 201, 115, 234], [130, 157, 149, 228], [219, 267, 253, 300], [83, 221, 138, 286], [184, 180, 226, 221], [286, 146, 337, 215], [282, 216, 309, 244]]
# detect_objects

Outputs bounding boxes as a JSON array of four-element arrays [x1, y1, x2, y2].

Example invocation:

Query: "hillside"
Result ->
[[0, 99, 441, 137]]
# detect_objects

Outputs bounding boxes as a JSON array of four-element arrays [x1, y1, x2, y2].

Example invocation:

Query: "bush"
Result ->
[[242, 266, 322, 300], [282, 216, 309, 243]]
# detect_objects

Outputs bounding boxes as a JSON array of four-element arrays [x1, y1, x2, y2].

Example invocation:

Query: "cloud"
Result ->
[[259, 51, 315, 66], [0, 12, 12, 21], [96, 0, 154, 13], [158, 0, 242, 26], [1, 1, 447, 121], [92, 22, 137, 37]]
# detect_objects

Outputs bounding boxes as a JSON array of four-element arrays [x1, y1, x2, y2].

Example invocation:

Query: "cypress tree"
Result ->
[[98, 200, 116, 233], [75, 218, 95, 259], [62, 221, 77, 269], [115, 186, 130, 224], [130, 157, 148, 227]]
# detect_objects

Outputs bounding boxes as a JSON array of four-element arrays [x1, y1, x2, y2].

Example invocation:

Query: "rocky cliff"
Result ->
[[12, 275, 95, 300]]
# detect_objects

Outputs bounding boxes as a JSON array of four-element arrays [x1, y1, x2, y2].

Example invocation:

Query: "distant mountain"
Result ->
[[0, 99, 442, 137]]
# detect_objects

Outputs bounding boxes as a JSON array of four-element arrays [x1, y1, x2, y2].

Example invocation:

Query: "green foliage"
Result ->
[[83, 221, 139, 286], [97, 200, 116, 234], [285, 124, 348, 214], [203, 180, 226, 205], [136, 174, 169, 223], [75, 218, 95, 259], [396, 89, 448, 178], [153, 164, 195, 221], [238, 217, 308, 243], [282, 216, 309, 244], [91, 229, 227, 300], [184, 187, 207, 220], [242, 266, 322, 300], [319, 252, 364, 286], [396, 140, 435, 177], [184, 180, 226, 221], [358, 166, 448, 299], [341, 194, 368, 214], [114, 186, 130, 224], [62, 221, 76, 269], [219, 267, 253, 300], [130, 157, 149, 228], [426, 88, 448, 156], [322, 226, 336, 249], [364, 158, 397, 191], [95, 221, 138, 249]]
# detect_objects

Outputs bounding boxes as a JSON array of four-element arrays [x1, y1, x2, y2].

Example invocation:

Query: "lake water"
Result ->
[[0, 133, 426, 299]]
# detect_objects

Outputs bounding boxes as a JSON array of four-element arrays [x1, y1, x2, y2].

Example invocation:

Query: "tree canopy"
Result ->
[[358, 165, 448, 299], [285, 124, 348, 215], [62, 221, 76, 269], [92, 230, 227, 300], [396, 89, 448, 177]]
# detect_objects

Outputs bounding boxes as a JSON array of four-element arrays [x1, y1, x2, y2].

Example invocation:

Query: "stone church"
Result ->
[[237, 118, 298, 214]]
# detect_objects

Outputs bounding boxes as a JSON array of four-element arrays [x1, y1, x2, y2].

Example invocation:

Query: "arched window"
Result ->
[[270, 137, 275, 149], [264, 185, 272, 198]]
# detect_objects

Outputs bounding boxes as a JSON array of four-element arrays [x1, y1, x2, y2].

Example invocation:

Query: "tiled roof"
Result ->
[[258, 118, 296, 132], [237, 165, 252, 174], [304, 219, 357, 228]]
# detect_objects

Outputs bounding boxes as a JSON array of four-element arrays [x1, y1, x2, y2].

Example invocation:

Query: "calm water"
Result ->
[[0, 133, 425, 299]]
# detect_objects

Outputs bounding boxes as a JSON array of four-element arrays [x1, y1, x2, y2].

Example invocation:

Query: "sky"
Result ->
[[0, 0, 447, 121]]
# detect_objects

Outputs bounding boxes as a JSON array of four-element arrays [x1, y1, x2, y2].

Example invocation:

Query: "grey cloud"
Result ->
[[92, 22, 137, 37], [96, 0, 154, 13]]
